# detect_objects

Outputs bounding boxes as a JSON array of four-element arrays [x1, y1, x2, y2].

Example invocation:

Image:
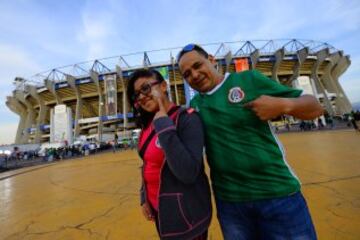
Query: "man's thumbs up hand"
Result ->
[[244, 95, 293, 121]]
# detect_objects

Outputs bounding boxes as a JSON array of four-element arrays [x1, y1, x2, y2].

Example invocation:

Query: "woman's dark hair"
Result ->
[[126, 69, 165, 128]]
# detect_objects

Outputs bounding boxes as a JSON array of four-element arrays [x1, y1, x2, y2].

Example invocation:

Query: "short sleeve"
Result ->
[[252, 70, 302, 98], [190, 95, 199, 109]]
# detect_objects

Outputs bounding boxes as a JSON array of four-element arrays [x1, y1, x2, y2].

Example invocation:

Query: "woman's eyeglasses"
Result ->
[[133, 81, 160, 102]]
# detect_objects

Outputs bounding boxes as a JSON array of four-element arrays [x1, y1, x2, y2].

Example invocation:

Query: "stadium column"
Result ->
[[272, 48, 285, 82], [320, 52, 349, 115], [287, 47, 309, 85], [116, 65, 128, 133], [250, 49, 260, 69], [66, 75, 82, 139], [44, 79, 63, 104], [14, 90, 35, 143], [91, 70, 104, 142], [26, 85, 48, 143], [311, 48, 334, 115], [6, 96, 27, 144], [331, 55, 352, 113]]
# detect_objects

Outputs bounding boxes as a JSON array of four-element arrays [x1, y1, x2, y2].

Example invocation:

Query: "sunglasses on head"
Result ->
[[176, 44, 208, 63], [133, 81, 160, 102]]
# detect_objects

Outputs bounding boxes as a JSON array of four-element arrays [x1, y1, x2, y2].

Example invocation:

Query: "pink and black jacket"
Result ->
[[139, 107, 212, 240]]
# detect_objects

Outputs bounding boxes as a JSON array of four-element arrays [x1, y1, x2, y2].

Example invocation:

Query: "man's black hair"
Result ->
[[177, 44, 209, 63]]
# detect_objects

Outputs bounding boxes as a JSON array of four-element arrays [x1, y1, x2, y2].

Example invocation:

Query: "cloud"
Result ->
[[0, 44, 43, 138], [316, 0, 360, 32], [76, 0, 128, 60], [77, 19, 108, 60], [233, 1, 307, 40], [0, 43, 42, 102], [0, 1, 88, 67], [0, 44, 42, 84], [0, 43, 43, 95]]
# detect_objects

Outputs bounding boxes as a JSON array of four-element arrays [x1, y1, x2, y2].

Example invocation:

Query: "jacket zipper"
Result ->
[[156, 108, 182, 234]]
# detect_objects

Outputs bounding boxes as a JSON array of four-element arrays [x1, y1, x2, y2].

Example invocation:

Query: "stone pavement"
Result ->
[[1, 129, 359, 239]]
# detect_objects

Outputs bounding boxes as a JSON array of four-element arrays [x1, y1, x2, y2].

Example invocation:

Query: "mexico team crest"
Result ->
[[228, 87, 245, 103]]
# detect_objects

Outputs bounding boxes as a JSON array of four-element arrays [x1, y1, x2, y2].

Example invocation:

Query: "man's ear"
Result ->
[[208, 54, 217, 65]]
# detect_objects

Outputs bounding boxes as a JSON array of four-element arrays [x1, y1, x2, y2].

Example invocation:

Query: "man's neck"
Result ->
[[216, 74, 225, 85], [204, 72, 229, 95], [207, 74, 224, 92]]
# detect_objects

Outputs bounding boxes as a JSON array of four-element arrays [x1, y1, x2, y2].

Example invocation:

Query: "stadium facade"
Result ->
[[6, 39, 352, 144]]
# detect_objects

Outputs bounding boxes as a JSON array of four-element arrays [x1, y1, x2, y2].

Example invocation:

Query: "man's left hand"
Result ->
[[244, 95, 293, 121]]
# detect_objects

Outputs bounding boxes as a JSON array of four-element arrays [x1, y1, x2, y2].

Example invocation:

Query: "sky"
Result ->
[[0, 0, 359, 144]]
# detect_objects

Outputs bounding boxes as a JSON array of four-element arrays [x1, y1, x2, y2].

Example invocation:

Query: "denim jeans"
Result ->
[[216, 192, 317, 240]]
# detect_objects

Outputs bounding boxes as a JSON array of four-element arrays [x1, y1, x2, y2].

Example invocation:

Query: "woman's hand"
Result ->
[[142, 202, 155, 221], [152, 88, 168, 120]]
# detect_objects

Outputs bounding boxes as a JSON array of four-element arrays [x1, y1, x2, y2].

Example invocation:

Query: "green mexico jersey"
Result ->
[[190, 70, 303, 202]]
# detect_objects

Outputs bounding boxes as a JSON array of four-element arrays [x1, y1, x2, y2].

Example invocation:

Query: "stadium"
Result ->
[[5, 39, 352, 144]]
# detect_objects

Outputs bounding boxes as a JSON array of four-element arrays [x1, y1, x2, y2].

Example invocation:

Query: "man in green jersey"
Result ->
[[177, 44, 323, 240]]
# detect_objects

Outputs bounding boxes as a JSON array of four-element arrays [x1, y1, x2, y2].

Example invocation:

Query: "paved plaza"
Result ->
[[1, 130, 359, 240]]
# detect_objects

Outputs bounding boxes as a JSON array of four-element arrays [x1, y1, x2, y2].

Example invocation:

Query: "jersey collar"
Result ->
[[205, 72, 230, 95]]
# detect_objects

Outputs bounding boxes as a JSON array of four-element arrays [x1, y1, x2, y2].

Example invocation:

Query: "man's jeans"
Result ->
[[216, 192, 317, 240]]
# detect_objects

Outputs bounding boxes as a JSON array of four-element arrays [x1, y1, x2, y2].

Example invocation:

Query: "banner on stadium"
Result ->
[[78, 117, 99, 124], [104, 74, 117, 116], [100, 112, 134, 122], [235, 58, 249, 72], [156, 66, 172, 101], [297, 76, 317, 96], [40, 124, 51, 131], [50, 104, 73, 144]]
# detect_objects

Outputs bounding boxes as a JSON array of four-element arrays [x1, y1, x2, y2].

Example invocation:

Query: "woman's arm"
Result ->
[[153, 111, 204, 184]]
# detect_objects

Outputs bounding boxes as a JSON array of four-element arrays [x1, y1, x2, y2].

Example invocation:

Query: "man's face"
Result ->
[[178, 51, 219, 93]]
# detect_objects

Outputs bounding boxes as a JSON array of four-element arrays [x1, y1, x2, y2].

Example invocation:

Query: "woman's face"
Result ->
[[133, 77, 165, 113]]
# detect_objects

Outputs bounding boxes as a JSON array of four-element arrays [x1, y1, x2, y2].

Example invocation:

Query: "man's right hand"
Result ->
[[244, 94, 323, 121], [244, 95, 291, 121], [142, 202, 155, 221]]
